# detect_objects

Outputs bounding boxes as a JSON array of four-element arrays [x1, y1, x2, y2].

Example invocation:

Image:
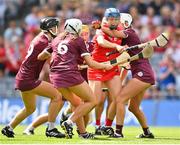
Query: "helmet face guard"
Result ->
[[48, 26, 59, 38], [120, 13, 133, 28], [104, 8, 120, 30]]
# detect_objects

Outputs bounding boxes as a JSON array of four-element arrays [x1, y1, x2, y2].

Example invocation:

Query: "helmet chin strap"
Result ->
[[123, 21, 131, 28], [48, 26, 58, 38], [109, 25, 118, 30], [104, 17, 119, 30]]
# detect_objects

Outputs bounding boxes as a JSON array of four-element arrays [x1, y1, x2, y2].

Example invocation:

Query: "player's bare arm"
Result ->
[[101, 26, 127, 38], [84, 55, 113, 70], [97, 35, 124, 53], [38, 49, 52, 60]]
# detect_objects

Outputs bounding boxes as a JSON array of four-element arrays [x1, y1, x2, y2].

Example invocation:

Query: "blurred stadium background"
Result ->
[[0, 0, 180, 127]]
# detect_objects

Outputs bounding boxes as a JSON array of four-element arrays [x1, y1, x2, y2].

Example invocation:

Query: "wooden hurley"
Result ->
[[79, 43, 153, 69], [104, 43, 154, 66], [106, 32, 169, 56]]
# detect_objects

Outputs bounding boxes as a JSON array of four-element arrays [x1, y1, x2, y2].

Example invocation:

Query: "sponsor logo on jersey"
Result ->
[[137, 71, 143, 77]]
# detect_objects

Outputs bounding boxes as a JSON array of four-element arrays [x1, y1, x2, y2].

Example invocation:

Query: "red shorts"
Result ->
[[88, 66, 120, 81]]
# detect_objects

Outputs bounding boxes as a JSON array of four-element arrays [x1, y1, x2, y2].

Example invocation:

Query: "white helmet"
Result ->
[[64, 18, 82, 35], [120, 13, 132, 28]]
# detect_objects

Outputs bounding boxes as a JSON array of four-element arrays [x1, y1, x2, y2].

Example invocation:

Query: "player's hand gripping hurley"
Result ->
[[106, 32, 169, 56]]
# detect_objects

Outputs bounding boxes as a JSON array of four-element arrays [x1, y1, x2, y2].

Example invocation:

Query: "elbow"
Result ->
[[97, 41, 105, 48], [37, 55, 45, 61], [97, 37, 105, 47]]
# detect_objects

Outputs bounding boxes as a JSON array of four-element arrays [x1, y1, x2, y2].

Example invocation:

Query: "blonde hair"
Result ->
[[82, 25, 89, 33]]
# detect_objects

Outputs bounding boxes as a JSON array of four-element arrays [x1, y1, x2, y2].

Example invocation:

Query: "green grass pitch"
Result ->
[[0, 125, 180, 144]]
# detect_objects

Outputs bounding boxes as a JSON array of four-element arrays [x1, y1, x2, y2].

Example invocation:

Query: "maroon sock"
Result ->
[[105, 118, 113, 126], [96, 119, 101, 126], [76, 129, 80, 135], [116, 125, 123, 134], [143, 127, 151, 135]]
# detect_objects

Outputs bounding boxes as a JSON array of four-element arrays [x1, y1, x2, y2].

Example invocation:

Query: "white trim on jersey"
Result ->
[[81, 53, 90, 57], [44, 49, 52, 55]]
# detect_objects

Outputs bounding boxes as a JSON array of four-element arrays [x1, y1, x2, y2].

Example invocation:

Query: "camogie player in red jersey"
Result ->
[[38, 18, 113, 139], [102, 13, 155, 138], [88, 8, 124, 135], [1, 17, 65, 138]]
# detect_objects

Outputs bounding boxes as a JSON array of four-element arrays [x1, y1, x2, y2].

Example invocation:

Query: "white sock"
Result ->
[[64, 108, 71, 116], [96, 125, 100, 128], [48, 122, 55, 131], [63, 109, 68, 116], [66, 119, 73, 126], [27, 126, 34, 131], [8, 125, 13, 131]]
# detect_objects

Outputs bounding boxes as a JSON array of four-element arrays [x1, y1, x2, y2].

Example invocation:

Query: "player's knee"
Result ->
[[128, 105, 139, 114], [128, 105, 134, 113], [25, 106, 36, 115], [116, 96, 124, 104], [90, 98, 98, 107], [84, 95, 97, 107], [52, 95, 62, 103], [117, 92, 128, 104]]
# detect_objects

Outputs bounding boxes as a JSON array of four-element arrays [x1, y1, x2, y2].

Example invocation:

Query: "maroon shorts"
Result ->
[[131, 60, 155, 85], [15, 79, 42, 92], [50, 71, 85, 88], [80, 69, 88, 82]]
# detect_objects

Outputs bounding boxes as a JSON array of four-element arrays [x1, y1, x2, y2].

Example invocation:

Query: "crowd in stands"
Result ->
[[0, 0, 179, 99]]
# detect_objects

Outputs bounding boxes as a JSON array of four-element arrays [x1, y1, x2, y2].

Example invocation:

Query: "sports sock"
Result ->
[[76, 129, 80, 135], [96, 119, 101, 126], [66, 119, 73, 125], [47, 122, 55, 131], [7, 125, 13, 131], [27, 126, 34, 131], [143, 127, 151, 135], [116, 124, 123, 135], [105, 118, 113, 126]]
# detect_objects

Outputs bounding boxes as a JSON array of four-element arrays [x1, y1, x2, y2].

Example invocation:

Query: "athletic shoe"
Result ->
[[60, 112, 70, 126], [23, 129, 34, 135], [46, 128, 65, 138], [95, 126, 102, 135], [101, 126, 114, 136], [61, 121, 73, 139], [109, 132, 124, 138], [136, 133, 155, 139], [1, 126, 15, 138], [79, 132, 95, 139]]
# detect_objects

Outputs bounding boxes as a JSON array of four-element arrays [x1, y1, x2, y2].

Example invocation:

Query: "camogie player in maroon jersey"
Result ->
[[102, 13, 155, 138], [38, 18, 113, 138], [22, 25, 95, 138], [1, 17, 65, 138]]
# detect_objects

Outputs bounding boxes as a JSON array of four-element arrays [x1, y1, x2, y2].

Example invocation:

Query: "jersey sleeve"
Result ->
[[122, 29, 132, 38], [35, 36, 49, 53], [44, 45, 53, 55], [87, 42, 94, 53], [78, 38, 90, 57]]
